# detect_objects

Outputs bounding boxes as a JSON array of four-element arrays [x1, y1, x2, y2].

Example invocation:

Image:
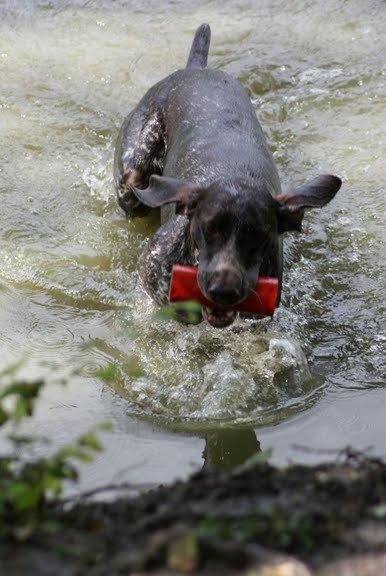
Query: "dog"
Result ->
[[114, 24, 341, 328]]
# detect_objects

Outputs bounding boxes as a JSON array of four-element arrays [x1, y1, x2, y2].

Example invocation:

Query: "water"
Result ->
[[0, 0, 385, 492]]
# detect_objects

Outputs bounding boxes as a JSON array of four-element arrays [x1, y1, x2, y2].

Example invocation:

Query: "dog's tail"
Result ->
[[186, 23, 211, 69]]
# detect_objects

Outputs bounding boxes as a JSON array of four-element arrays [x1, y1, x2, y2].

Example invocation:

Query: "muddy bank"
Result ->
[[1, 451, 385, 575]]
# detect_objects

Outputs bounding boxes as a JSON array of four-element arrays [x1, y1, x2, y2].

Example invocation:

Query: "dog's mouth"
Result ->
[[202, 306, 237, 328]]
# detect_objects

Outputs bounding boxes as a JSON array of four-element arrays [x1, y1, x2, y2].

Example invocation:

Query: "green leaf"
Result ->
[[0, 380, 43, 400], [57, 445, 94, 463], [95, 363, 119, 383], [0, 369, 109, 539], [154, 306, 175, 321], [155, 301, 202, 325], [0, 381, 44, 423], [97, 422, 113, 432], [0, 408, 9, 426], [78, 432, 102, 452], [6, 482, 41, 510]]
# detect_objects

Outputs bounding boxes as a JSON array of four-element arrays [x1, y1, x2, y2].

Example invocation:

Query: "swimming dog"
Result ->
[[114, 24, 341, 327]]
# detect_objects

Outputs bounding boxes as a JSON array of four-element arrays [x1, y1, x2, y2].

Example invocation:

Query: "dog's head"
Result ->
[[132, 174, 341, 327]]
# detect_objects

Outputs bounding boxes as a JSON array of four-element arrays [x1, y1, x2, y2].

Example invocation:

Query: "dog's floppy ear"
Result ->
[[276, 174, 342, 233], [131, 175, 201, 215]]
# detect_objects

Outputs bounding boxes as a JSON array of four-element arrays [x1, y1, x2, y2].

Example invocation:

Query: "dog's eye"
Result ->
[[204, 224, 222, 242], [239, 226, 270, 245]]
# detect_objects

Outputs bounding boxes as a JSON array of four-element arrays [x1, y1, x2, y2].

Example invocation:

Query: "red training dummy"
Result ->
[[168, 265, 278, 317]]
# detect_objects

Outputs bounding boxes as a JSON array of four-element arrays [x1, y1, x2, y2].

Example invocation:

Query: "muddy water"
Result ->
[[0, 0, 385, 491]]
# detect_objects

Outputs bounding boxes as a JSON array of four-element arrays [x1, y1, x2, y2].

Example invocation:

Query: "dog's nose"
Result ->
[[207, 270, 242, 305]]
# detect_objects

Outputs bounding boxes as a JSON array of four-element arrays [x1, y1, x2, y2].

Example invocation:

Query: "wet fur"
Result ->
[[114, 24, 341, 322]]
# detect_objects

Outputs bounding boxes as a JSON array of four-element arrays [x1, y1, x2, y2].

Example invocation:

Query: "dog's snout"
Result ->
[[207, 268, 242, 305]]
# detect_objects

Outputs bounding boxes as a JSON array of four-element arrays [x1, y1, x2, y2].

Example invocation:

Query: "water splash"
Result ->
[[110, 315, 313, 424]]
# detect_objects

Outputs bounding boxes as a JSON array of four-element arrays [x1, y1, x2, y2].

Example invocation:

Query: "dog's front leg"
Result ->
[[138, 216, 195, 307]]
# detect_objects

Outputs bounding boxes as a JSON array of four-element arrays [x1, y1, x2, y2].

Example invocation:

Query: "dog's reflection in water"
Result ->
[[202, 428, 261, 472]]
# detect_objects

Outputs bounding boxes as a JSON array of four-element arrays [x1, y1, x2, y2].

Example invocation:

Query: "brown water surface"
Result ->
[[0, 0, 385, 492]]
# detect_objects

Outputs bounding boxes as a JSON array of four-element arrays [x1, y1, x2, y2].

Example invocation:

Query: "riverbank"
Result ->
[[1, 450, 385, 575]]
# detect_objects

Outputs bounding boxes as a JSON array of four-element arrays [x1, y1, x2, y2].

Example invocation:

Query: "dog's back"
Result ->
[[114, 24, 281, 215], [161, 67, 280, 196]]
